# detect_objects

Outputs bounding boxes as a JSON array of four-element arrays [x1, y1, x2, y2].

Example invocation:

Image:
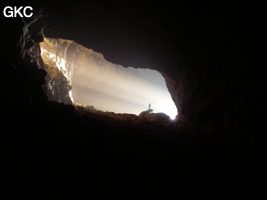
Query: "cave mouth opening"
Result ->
[[39, 37, 178, 120]]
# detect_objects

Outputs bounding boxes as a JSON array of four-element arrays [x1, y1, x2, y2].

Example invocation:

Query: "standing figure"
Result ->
[[149, 103, 151, 110]]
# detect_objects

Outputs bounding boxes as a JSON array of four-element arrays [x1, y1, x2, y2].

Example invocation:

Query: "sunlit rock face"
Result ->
[[40, 38, 78, 104], [40, 37, 178, 119]]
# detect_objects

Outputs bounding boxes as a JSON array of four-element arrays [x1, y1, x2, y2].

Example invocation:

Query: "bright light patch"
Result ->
[[39, 38, 178, 120], [40, 45, 74, 102], [40, 48, 68, 78]]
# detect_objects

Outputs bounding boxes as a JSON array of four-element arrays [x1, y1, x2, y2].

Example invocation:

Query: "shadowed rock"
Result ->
[[139, 109, 171, 121], [139, 108, 153, 117]]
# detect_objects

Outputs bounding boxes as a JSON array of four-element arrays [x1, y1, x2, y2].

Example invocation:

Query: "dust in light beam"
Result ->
[[40, 38, 178, 119]]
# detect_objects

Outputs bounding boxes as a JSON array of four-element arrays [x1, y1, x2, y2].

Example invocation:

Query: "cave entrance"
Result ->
[[40, 37, 178, 119]]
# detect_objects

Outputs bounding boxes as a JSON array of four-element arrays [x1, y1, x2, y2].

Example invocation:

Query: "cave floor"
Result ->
[[2, 101, 265, 199]]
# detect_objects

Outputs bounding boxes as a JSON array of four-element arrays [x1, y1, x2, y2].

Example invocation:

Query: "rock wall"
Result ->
[[39, 38, 80, 104]]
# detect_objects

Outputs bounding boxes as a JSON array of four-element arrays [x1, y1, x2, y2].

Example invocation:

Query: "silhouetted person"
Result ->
[[149, 103, 151, 110]]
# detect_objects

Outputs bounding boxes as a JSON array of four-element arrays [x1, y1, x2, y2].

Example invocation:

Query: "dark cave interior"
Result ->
[[1, 1, 267, 199]]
